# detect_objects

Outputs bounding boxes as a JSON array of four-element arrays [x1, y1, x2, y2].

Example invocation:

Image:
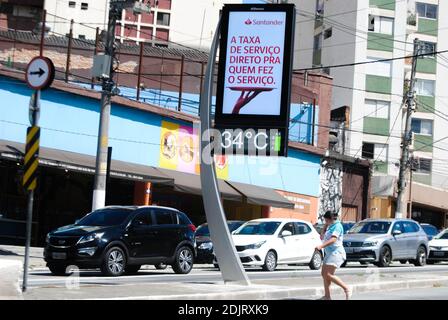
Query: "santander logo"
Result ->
[[243, 17, 284, 26]]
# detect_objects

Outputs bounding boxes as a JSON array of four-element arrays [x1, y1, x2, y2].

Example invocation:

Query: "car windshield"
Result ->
[[76, 209, 134, 226], [343, 223, 354, 234], [348, 221, 391, 234], [196, 222, 243, 237], [422, 225, 438, 236], [434, 231, 448, 240], [234, 222, 281, 235]]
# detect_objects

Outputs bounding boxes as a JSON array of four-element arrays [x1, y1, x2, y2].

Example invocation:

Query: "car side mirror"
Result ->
[[75, 219, 80, 225], [281, 230, 292, 237], [392, 230, 402, 236]]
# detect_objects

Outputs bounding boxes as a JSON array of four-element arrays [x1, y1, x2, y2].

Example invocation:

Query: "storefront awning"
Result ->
[[157, 168, 242, 202], [226, 181, 294, 209], [0, 140, 173, 185]]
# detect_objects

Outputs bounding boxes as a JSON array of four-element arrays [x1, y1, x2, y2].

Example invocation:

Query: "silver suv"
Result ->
[[343, 219, 428, 267]]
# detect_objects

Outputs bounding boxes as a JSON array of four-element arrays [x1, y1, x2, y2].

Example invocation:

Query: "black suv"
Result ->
[[44, 206, 196, 276]]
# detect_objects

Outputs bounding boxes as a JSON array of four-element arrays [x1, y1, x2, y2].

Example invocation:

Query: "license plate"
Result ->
[[52, 252, 67, 260], [345, 247, 354, 254], [434, 251, 445, 257]]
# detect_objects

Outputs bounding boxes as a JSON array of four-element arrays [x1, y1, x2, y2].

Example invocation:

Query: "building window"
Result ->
[[156, 12, 170, 26], [420, 41, 436, 58], [411, 118, 433, 135], [415, 79, 435, 96], [365, 56, 392, 77], [368, 15, 394, 35], [362, 142, 387, 162], [416, 2, 438, 19], [68, 1, 76, 8], [78, 34, 86, 40], [364, 99, 390, 119], [324, 27, 332, 39], [81, 3, 88, 10], [415, 158, 432, 174]]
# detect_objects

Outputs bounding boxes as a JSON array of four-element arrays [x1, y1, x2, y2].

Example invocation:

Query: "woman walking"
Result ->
[[316, 211, 352, 300]]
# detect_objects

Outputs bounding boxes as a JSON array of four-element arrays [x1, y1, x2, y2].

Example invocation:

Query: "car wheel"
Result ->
[[48, 264, 68, 276], [262, 250, 277, 272], [377, 246, 392, 267], [125, 265, 141, 275], [412, 246, 427, 267], [101, 246, 126, 276], [172, 246, 194, 274], [155, 263, 167, 270], [399, 260, 408, 264], [309, 250, 323, 270]]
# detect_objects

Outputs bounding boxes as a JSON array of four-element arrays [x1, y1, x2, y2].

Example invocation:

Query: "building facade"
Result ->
[[291, 0, 448, 227]]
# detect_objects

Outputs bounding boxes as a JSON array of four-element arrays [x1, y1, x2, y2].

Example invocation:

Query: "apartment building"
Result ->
[[44, 0, 109, 39], [291, 0, 448, 226], [115, 0, 243, 48]]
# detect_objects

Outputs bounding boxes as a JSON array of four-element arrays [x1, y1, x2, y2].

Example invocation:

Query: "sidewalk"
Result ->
[[0, 245, 45, 269]]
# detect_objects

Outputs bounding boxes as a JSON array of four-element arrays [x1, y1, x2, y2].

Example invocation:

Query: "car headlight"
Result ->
[[247, 241, 266, 250], [198, 242, 213, 250], [362, 241, 378, 247], [77, 232, 104, 245]]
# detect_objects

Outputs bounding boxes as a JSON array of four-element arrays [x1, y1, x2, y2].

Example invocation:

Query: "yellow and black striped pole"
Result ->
[[22, 91, 41, 292], [23, 126, 40, 191]]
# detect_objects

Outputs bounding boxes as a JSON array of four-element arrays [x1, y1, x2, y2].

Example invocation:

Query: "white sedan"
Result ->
[[230, 218, 323, 271], [428, 229, 448, 263]]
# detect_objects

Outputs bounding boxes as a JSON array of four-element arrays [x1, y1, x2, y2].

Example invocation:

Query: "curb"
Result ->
[[89, 277, 448, 300], [0, 260, 23, 300]]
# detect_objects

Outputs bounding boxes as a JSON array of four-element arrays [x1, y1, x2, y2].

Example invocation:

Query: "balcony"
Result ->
[[414, 134, 433, 152], [416, 57, 437, 74], [365, 75, 392, 94], [417, 17, 438, 37], [416, 95, 435, 113], [367, 32, 394, 52], [370, 0, 395, 11], [363, 117, 390, 136]]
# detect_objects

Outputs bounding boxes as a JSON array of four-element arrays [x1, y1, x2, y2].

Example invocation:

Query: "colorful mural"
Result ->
[[158, 120, 228, 179]]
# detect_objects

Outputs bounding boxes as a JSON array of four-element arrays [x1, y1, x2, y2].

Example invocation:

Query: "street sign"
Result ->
[[25, 56, 55, 90], [23, 126, 40, 191], [214, 4, 296, 157]]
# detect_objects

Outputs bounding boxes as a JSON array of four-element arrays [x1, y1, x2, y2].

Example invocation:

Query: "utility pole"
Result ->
[[92, 3, 120, 210], [396, 39, 421, 218], [92, 0, 152, 210]]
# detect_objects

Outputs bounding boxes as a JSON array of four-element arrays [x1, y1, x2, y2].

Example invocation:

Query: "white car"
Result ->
[[230, 218, 323, 271], [428, 229, 448, 263]]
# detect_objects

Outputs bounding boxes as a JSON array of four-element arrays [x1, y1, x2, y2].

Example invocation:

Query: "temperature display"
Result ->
[[217, 128, 286, 156]]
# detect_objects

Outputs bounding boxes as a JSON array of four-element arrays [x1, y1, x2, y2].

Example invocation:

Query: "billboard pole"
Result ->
[[199, 18, 250, 285]]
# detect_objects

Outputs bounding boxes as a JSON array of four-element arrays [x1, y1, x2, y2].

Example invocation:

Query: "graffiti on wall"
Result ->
[[318, 161, 343, 223]]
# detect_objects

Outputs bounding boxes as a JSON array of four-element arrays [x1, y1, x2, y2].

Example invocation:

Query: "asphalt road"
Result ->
[[25, 262, 448, 288]]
